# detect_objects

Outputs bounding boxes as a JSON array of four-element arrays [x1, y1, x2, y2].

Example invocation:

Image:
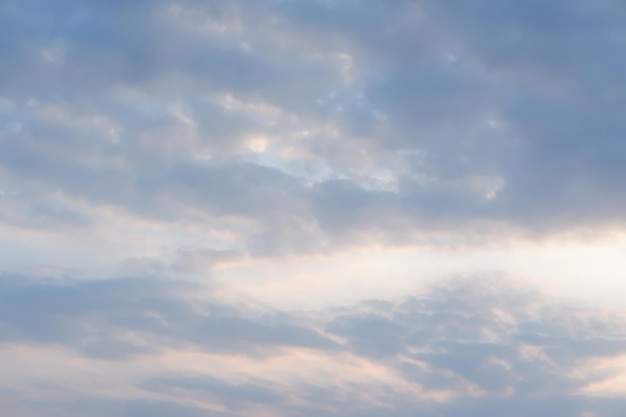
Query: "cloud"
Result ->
[[3, 0, 626, 256], [3, 1, 626, 415], [2, 275, 626, 415], [0, 274, 336, 360]]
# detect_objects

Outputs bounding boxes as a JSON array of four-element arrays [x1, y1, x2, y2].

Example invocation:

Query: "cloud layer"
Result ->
[[2, 0, 626, 415], [2, 275, 626, 416], [3, 0, 626, 255]]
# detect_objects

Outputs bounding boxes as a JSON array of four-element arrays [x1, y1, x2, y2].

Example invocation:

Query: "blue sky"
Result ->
[[2, 1, 626, 416]]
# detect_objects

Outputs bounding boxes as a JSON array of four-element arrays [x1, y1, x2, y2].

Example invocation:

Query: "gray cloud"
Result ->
[[3, 1, 626, 415], [2, 274, 626, 415], [3, 0, 626, 253], [0, 274, 336, 359]]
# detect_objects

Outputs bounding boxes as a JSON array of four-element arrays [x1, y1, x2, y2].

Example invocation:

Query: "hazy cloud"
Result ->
[[2, 275, 626, 415], [3, 0, 626, 251], [2, 1, 626, 415]]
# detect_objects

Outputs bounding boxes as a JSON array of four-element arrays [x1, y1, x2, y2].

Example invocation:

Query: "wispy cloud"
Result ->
[[2, 276, 626, 416]]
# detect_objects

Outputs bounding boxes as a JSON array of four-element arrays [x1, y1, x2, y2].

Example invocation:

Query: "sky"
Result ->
[[2, 0, 626, 415]]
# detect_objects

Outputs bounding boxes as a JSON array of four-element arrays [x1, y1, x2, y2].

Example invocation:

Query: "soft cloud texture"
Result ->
[[2, 0, 626, 415], [2, 276, 626, 416], [5, 0, 626, 251]]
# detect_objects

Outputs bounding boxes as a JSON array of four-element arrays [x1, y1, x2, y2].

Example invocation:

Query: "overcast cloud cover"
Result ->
[[3, 0, 626, 415]]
